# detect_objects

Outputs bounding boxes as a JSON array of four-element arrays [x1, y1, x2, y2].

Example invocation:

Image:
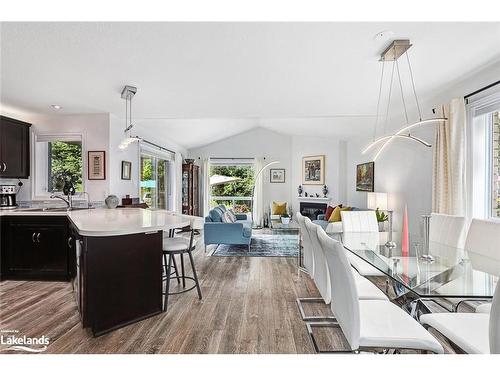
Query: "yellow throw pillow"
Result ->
[[328, 206, 351, 222], [272, 201, 287, 215]]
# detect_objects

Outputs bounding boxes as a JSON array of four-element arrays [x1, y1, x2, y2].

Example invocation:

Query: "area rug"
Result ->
[[212, 232, 299, 257]]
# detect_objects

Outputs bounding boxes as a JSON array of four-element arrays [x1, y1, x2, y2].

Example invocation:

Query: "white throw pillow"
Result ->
[[227, 209, 237, 222], [222, 211, 236, 223]]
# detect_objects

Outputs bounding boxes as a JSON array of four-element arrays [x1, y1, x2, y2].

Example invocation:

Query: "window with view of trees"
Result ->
[[48, 141, 83, 192], [210, 164, 254, 213], [35, 135, 83, 197]]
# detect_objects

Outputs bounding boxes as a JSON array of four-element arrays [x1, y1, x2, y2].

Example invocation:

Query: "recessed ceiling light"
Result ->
[[51, 105, 62, 110]]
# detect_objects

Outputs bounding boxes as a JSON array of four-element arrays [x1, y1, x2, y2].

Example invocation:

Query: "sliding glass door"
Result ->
[[140, 153, 169, 209]]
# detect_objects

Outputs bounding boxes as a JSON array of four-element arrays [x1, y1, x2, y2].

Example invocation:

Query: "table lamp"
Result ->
[[367, 192, 395, 248]]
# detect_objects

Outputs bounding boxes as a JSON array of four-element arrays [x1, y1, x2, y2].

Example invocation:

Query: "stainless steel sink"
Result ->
[[15, 207, 93, 212]]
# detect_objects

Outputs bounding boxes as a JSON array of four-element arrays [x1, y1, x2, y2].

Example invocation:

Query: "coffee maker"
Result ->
[[0, 185, 17, 209]]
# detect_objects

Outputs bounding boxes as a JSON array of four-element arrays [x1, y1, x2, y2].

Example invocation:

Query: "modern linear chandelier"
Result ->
[[119, 85, 140, 150], [363, 40, 447, 161]]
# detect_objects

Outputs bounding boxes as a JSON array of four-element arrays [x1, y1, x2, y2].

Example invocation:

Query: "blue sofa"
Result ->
[[204, 205, 252, 249]]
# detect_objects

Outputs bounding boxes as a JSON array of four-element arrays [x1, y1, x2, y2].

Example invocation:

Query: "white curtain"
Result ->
[[252, 157, 264, 227], [202, 158, 211, 217], [432, 98, 467, 215]]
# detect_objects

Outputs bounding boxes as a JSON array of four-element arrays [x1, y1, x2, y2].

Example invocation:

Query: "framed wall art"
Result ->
[[356, 161, 374, 192], [270, 168, 285, 183], [302, 155, 325, 185], [121, 161, 132, 180], [88, 151, 106, 180]]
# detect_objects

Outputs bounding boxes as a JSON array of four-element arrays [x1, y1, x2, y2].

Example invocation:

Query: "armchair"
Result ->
[[204, 205, 252, 250]]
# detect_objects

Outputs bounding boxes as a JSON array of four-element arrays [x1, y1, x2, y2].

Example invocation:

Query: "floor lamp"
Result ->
[[251, 160, 280, 228]]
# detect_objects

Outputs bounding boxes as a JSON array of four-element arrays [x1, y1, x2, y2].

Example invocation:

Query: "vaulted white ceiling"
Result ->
[[2, 22, 500, 148]]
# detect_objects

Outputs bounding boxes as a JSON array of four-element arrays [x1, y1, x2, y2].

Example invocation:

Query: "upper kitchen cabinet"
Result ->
[[0, 115, 31, 179]]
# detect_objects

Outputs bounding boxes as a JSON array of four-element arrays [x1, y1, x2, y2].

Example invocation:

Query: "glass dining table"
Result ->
[[329, 231, 499, 316]]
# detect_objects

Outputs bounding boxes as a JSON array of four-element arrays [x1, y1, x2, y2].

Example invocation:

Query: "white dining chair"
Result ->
[[340, 210, 385, 277], [420, 282, 499, 354], [420, 218, 500, 353], [428, 213, 467, 266], [455, 218, 500, 313], [304, 218, 331, 304], [315, 225, 388, 301], [296, 212, 314, 276], [295, 212, 325, 320], [308, 228, 444, 354]]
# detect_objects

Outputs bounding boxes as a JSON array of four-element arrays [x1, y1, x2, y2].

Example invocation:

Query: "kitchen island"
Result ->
[[1, 208, 189, 336]]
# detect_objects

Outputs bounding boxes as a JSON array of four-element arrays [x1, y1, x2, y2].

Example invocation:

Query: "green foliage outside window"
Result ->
[[49, 141, 83, 192], [210, 165, 254, 213]]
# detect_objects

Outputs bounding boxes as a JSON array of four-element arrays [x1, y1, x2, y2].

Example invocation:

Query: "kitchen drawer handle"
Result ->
[[32, 232, 36, 243], [68, 237, 73, 248], [3, 162, 6, 172], [36, 232, 41, 243]]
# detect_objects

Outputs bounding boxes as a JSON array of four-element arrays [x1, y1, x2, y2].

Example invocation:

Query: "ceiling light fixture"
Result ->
[[119, 85, 140, 150], [363, 40, 447, 161], [51, 104, 62, 110]]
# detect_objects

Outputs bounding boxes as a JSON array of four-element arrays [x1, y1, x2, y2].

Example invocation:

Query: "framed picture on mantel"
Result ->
[[88, 151, 106, 180], [302, 155, 325, 185], [356, 161, 374, 192]]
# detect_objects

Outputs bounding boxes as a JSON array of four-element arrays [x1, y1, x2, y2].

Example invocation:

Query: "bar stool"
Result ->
[[163, 215, 203, 312], [163, 230, 181, 285]]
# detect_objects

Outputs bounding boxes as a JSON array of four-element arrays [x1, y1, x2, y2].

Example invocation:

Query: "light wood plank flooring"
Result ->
[[1, 242, 336, 354], [0, 235, 457, 354]]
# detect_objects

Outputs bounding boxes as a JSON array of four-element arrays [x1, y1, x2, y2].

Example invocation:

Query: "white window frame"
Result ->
[[209, 158, 255, 213], [139, 144, 174, 210], [466, 90, 500, 220], [32, 132, 86, 200]]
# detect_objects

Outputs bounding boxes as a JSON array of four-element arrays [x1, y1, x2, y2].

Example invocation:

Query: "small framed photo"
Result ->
[[88, 151, 106, 180], [356, 161, 375, 192], [121, 161, 132, 180], [303, 155, 325, 185], [270, 168, 285, 183]]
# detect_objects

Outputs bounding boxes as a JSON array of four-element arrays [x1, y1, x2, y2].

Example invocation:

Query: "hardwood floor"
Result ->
[[0, 234, 457, 354], [0, 241, 334, 354]]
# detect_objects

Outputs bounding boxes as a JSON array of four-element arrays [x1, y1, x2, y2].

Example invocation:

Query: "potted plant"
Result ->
[[375, 208, 389, 231], [281, 213, 291, 225]]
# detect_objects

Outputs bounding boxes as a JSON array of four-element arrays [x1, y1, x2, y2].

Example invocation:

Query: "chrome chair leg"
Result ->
[[296, 297, 336, 321], [306, 322, 352, 354]]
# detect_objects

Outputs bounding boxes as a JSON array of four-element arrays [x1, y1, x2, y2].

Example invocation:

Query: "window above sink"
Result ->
[[33, 133, 85, 200]]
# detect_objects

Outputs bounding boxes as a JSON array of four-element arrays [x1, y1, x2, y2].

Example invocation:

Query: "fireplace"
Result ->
[[300, 202, 327, 220]]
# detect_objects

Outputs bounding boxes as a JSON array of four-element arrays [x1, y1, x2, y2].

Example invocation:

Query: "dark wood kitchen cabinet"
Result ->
[[0, 115, 31, 178], [0, 216, 74, 281]]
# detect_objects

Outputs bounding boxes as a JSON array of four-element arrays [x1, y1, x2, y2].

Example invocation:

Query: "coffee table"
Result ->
[[269, 219, 302, 270]]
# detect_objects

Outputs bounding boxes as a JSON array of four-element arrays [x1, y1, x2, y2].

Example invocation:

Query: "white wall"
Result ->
[[0, 109, 186, 209], [290, 136, 345, 214], [188, 127, 293, 211], [108, 114, 140, 199], [188, 126, 346, 217], [0, 112, 110, 202], [346, 127, 434, 237], [344, 61, 500, 237]]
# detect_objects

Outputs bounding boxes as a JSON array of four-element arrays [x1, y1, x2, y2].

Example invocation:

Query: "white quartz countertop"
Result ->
[[1, 208, 191, 237]]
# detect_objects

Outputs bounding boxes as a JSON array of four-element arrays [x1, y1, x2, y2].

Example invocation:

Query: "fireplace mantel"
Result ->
[[297, 196, 331, 203]]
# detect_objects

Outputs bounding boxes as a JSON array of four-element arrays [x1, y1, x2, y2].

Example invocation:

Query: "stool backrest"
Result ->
[[317, 227, 360, 350], [305, 218, 331, 304], [341, 211, 378, 233], [296, 212, 314, 275]]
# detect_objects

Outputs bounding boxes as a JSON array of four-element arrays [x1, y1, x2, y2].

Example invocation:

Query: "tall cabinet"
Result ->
[[182, 161, 199, 216]]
